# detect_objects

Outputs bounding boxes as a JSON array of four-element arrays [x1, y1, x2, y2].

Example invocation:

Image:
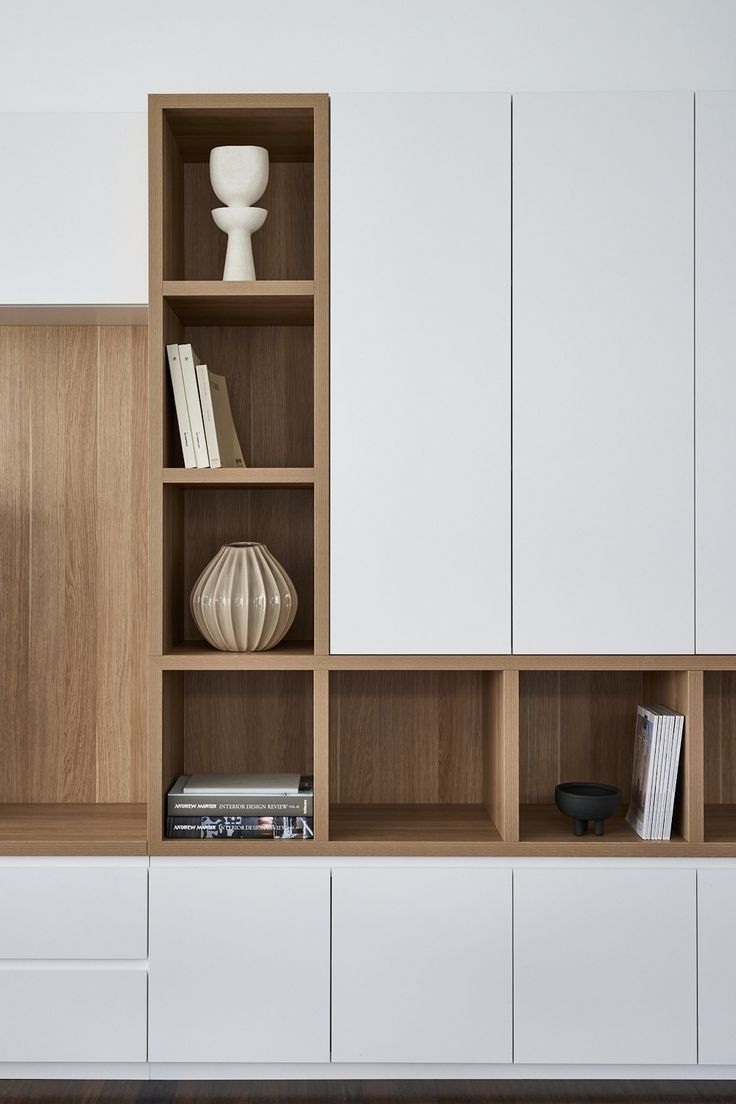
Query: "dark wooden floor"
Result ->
[[0, 1083, 735, 1104]]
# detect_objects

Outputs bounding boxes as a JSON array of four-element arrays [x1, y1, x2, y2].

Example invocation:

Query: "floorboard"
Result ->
[[0, 1082, 735, 1104]]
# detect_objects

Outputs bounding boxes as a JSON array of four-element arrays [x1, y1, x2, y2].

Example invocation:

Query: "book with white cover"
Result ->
[[166, 344, 196, 468], [177, 343, 209, 468], [651, 709, 672, 839], [196, 365, 246, 469], [626, 706, 660, 839], [661, 711, 684, 840], [183, 773, 303, 796]]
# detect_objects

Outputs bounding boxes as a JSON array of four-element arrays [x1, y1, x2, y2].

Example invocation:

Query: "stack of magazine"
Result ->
[[625, 705, 685, 840], [166, 773, 314, 840], [166, 343, 246, 470]]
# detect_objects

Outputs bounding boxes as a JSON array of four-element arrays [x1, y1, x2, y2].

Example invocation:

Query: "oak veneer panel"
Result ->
[[0, 325, 147, 806], [705, 672, 736, 803], [330, 671, 499, 807], [520, 672, 644, 805], [163, 282, 314, 325], [0, 327, 30, 803], [485, 670, 519, 841], [162, 103, 315, 162], [0, 804, 147, 856], [329, 804, 502, 842], [183, 161, 313, 282], [158, 671, 313, 794]]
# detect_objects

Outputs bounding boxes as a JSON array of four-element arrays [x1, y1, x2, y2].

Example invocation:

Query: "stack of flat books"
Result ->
[[626, 705, 685, 840], [166, 773, 314, 840], [166, 343, 246, 470]]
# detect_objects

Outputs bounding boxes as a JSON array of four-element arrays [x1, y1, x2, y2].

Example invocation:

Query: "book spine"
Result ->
[[167, 795, 313, 816], [166, 816, 314, 840], [178, 344, 209, 468], [196, 363, 222, 469], [166, 345, 196, 468]]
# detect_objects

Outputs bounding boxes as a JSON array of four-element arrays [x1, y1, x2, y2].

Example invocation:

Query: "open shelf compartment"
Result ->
[[160, 484, 314, 655], [328, 670, 518, 843], [157, 98, 318, 282], [519, 669, 701, 847], [161, 300, 314, 471], [156, 669, 315, 849], [704, 672, 736, 843]]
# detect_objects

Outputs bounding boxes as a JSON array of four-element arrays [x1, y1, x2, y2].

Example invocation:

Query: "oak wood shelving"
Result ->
[[145, 93, 736, 859]]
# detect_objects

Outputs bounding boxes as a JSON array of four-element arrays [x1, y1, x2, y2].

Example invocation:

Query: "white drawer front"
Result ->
[[0, 968, 147, 1062], [0, 864, 147, 959]]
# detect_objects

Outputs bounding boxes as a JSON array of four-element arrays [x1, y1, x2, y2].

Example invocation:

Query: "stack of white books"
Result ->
[[166, 343, 246, 470], [625, 704, 685, 840]]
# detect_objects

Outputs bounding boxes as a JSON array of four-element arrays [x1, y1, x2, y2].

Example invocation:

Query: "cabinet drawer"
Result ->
[[0, 863, 148, 959], [0, 968, 147, 1062]]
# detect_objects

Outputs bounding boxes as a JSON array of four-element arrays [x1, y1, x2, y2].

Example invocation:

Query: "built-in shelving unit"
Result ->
[[141, 93, 736, 859]]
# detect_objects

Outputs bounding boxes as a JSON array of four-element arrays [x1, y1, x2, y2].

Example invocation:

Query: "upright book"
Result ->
[[166, 344, 196, 468], [626, 704, 684, 840], [178, 343, 210, 468], [195, 364, 246, 469]]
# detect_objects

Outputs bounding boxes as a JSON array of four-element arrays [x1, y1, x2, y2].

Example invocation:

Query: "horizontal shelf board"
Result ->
[[162, 467, 314, 488], [705, 804, 736, 843], [0, 804, 148, 856], [329, 804, 502, 843], [519, 805, 688, 853], [325, 654, 736, 671], [159, 641, 316, 670], [162, 281, 314, 325]]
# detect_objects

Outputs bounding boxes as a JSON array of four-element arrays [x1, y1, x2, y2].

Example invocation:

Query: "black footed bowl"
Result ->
[[555, 782, 622, 837]]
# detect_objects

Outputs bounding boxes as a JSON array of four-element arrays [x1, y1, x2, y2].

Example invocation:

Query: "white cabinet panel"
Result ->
[[0, 968, 146, 1062], [0, 863, 148, 959], [514, 867, 697, 1064], [513, 93, 694, 654], [698, 868, 736, 1063], [149, 864, 330, 1062], [0, 113, 147, 305], [332, 867, 512, 1062], [331, 93, 511, 654], [696, 93, 736, 653]]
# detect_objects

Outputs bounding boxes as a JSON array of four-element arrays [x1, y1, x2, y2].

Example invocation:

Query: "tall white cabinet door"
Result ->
[[696, 94, 736, 653], [332, 867, 512, 1062], [514, 867, 697, 1064], [698, 868, 736, 1063], [513, 93, 694, 655], [331, 94, 511, 654], [149, 864, 330, 1063]]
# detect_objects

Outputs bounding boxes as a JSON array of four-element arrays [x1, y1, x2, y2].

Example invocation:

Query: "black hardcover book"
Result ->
[[166, 815, 314, 840]]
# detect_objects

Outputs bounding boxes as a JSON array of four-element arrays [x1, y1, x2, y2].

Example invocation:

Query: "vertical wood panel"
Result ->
[[0, 324, 147, 804], [0, 327, 30, 801], [704, 672, 736, 804]]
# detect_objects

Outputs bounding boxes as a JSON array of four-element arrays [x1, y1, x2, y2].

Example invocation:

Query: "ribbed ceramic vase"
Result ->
[[190, 542, 298, 652]]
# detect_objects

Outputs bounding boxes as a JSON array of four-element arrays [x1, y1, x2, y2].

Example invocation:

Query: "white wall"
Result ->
[[2, 0, 736, 107]]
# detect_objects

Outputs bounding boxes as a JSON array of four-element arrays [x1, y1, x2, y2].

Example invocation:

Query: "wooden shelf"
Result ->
[[329, 804, 502, 843], [519, 804, 688, 853], [162, 467, 314, 487], [0, 804, 148, 856], [160, 641, 316, 670], [163, 281, 314, 325], [706, 804, 736, 843]]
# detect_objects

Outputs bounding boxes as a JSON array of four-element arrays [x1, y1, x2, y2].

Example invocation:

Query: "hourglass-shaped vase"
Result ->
[[210, 146, 269, 281]]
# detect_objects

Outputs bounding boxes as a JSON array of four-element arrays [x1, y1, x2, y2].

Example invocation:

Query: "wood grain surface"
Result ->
[[0, 325, 147, 805]]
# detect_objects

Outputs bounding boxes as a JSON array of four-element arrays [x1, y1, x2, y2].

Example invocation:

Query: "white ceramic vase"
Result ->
[[190, 542, 298, 652], [210, 145, 269, 281]]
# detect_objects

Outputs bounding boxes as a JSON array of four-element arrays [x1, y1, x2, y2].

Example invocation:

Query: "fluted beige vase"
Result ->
[[190, 542, 298, 652]]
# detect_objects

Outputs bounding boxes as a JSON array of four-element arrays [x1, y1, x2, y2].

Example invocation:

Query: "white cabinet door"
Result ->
[[149, 864, 330, 1063], [696, 93, 736, 653], [514, 867, 697, 1064], [0, 968, 147, 1062], [513, 93, 694, 654], [698, 868, 736, 1064], [0, 862, 148, 959], [0, 113, 147, 305], [331, 93, 511, 654], [332, 867, 512, 1062]]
